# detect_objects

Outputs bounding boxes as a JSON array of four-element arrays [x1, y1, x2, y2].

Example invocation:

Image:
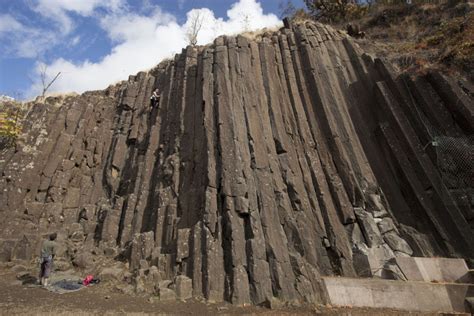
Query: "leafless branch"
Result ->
[[39, 63, 61, 98], [186, 11, 204, 47], [241, 14, 251, 32]]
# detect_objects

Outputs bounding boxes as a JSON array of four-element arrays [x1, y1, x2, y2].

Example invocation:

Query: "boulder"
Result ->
[[384, 232, 413, 255], [99, 266, 126, 282], [130, 232, 155, 271], [354, 208, 383, 247], [353, 244, 395, 278], [345, 222, 365, 246], [381, 262, 407, 281], [367, 194, 389, 218], [377, 218, 397, 234], [158, 288, 176, 301], [72, 252, 94, 269], [175, 275, 193, 300]]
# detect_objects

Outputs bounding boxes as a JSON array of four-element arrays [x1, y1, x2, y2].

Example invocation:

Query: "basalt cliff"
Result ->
[[1, 21, 473, 306]]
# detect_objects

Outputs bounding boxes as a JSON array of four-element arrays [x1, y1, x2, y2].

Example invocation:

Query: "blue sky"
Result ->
[[0, 0, 305, 99]]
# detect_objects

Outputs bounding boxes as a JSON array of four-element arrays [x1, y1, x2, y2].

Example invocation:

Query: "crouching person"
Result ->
[[39, 233, 57, 287], [150, 88, 160, 108]]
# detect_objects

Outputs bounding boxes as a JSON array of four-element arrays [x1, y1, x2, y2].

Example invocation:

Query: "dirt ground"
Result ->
[[0, 268, 467, 315]]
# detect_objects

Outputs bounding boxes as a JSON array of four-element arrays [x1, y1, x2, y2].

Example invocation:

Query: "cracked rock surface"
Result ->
[[1, 21, 473, 305]]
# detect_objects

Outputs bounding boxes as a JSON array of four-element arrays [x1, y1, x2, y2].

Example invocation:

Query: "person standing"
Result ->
[[39, 233, 57, 287]]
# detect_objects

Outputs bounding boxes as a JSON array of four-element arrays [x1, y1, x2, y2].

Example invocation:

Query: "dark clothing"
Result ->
[[40, 239, 56, 278], [40, 256, 52, 278], [150, 91, 160, 108]]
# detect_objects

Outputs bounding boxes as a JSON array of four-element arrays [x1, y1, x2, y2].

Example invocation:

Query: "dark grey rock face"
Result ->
[[0, 20, 473, 305]]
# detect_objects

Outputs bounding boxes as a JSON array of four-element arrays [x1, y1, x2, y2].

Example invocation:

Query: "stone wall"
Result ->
[[0, 20, 472, 305]]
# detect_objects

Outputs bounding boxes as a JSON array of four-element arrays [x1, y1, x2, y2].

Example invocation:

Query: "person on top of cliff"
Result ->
[[150, 88, 160, 108], [39, 233, 57, 287]]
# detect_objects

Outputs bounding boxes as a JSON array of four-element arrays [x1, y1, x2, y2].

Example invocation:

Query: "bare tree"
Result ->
[[39, 63, 61, 99], [186, 11, 204, 47], [241, 13, 251, 32]]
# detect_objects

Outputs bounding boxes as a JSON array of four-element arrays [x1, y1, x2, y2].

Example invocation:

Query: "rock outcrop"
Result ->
[[0, 21, 473, 306]]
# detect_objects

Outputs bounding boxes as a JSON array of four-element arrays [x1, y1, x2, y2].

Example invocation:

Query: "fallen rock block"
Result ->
[[72, 252, 94, 269], [377, 217, 397, 234], [384, 232, 413, 256], [353, 244, 395, 278], [354, 208, 383, 247], [175, 275, 192, 300], [99, 266, 125, 282]]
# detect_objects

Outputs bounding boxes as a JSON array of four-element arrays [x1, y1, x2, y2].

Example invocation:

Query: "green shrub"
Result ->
[[0, 100, 24, 149]]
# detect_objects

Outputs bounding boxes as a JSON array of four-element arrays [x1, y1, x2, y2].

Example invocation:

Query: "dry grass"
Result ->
[[45, 92, 79, 98], [237, 25, 283, 42], [344, 1, 474, 80]]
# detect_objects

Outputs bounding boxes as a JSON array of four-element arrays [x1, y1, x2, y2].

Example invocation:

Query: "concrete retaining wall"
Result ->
[[323, 277, 473, 313]]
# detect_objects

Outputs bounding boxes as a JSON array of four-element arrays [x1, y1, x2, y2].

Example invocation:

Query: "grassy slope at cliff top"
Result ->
[[325, 1, 473, 81]]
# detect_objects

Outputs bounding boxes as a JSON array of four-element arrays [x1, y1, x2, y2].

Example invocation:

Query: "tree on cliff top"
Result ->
[[186, 11, 204, 47], [39, 62, 61, 99]]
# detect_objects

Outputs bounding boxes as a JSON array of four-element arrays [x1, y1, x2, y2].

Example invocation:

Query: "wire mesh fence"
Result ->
[[402, 77, 473, 224], [434, 135, 474, 189]]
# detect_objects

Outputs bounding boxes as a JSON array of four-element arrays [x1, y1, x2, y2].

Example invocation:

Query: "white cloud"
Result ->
[[0, 14, 23, 33], [33, 0, 125, 34], [0, 0, 124, 59], [100, 7, 177, 43], [28, 0, 281, 97], [0, 14, 57, 58]]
